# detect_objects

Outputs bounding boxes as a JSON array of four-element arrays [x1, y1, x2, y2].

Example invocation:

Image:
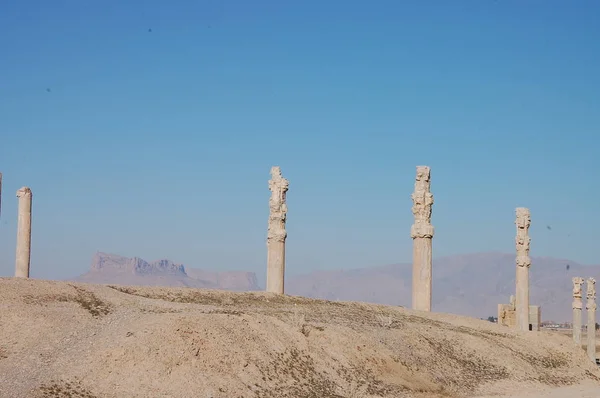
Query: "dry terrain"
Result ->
[[1, 278, 599, 398], [552, 329, 600, 354]]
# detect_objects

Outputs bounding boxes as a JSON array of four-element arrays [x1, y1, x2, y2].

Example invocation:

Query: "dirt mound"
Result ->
[[0, 278, 598, 398]]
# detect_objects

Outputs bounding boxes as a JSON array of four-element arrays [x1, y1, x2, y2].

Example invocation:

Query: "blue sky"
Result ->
[[1, 1, 599, 282]]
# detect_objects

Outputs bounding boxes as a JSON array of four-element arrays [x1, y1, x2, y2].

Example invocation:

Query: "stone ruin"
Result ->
[[265, 166, 289, 294], [573, 276, 585, 345], [15, 187, 33, 278], [496, 208, 543, 332], [497, 295, 541, 331], [571, 276, 596, 363], [11, 165, 590, 355], [586, 277, 596, 363], [410, 166, 434, 312], [515, 207, 532, 332], [0, 174, 34, 279]]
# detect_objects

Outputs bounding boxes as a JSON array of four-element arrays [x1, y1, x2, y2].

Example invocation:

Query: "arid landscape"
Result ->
[[2, 1, 598, 397], [72, 251, 600, 322], [1, 277, 599, 398]]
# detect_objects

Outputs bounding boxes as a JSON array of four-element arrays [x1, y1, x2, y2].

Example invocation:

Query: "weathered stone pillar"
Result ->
[[266, 166, 289, 294], [573, 277, 584, 346], [515, 207, 531, 332], [15, 187, 32, 278], [586, 277, 596, 362], [411, 166, 434, 312]]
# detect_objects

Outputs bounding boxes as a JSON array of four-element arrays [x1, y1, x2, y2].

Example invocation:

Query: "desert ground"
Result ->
[[552, 329, 600, 355], [1, 278, 599, 398]]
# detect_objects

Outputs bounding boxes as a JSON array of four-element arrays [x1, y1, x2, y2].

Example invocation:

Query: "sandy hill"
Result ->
[[1, 278, 599, 398]]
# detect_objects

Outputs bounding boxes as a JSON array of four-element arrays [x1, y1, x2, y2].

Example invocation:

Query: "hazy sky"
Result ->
[[1, 1, 598, 282]]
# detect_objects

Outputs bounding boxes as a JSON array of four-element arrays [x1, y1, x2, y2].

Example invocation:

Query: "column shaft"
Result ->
[[515, 207, 531, 332], [266, 166, 289, 294], [410, 166, 434, 312], [15, 187, 32, 278]]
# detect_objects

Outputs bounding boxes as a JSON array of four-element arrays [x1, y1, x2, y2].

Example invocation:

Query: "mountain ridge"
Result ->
[[74, 251, 260, 291], [73, 251, 600, 322]]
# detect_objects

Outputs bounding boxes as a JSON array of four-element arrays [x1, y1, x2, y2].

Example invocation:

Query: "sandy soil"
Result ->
[[552, 329, 600, 354], [0, 278, 599, 398]]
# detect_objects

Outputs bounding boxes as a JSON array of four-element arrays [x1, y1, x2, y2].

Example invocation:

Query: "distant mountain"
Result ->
[[286, 252, 600, 322], [73, 252, 260, 291], [74, 252, 599, 322]]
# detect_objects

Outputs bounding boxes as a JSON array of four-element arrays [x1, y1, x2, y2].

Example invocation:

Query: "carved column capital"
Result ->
[[515, 207, 531, 267], [267, 166, 289, 241], [411, 166, 434, 239], [586, 278, 596, 310], [267, 230, 287, 243], [573, 277, 585, 299], [410, 224, 434, 239]]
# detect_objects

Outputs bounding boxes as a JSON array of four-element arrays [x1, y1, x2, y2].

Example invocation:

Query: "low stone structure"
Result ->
[[498, 295, 516, 327], [528, 305, 541, 331], [498, 295, 541, 331], [573, 276, 585, 346], [266, 166, 289, 294], [411, 166, 434, 312], [515, 207, 532, 332], [586, 277, 596, 363], [15, 187, 32, 278]]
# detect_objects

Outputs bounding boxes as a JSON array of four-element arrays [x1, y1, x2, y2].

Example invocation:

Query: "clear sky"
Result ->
[[1, 1, 598, 282]]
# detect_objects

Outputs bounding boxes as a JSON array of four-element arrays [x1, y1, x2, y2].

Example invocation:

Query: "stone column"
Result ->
[[15, 187, 32, 278], [586, 277, 596, 362], [411, 166, 434, 312], [515, 207, 531, 332], [573, 277, 584, 346], [266, 166, 289, 294]]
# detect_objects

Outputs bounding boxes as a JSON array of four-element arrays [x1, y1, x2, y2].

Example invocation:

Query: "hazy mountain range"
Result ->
[[74, 252, 260, 291], [72, 251, 600, 322]]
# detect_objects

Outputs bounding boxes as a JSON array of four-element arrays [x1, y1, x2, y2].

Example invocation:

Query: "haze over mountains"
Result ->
[[74, 252, 260, 291], [72, 252, 600, 322]]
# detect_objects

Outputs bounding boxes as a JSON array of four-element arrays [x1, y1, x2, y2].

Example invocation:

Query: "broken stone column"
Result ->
[[266, 166, 289, 294], [411, 166, 434, 312], [15, 187, 32, 278], [573, 276, 584, 346], [515, 207, 531, 332], [586, 277, 596, 362]]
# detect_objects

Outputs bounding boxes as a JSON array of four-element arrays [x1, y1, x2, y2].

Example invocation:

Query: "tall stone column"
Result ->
[[586, 277, 596, 362], [266, 166, 289, 294], [411, 166, 434, 312], [515, 207, 531, 332], [15, 187, 32, 278], [573, 277, 584, 346]]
